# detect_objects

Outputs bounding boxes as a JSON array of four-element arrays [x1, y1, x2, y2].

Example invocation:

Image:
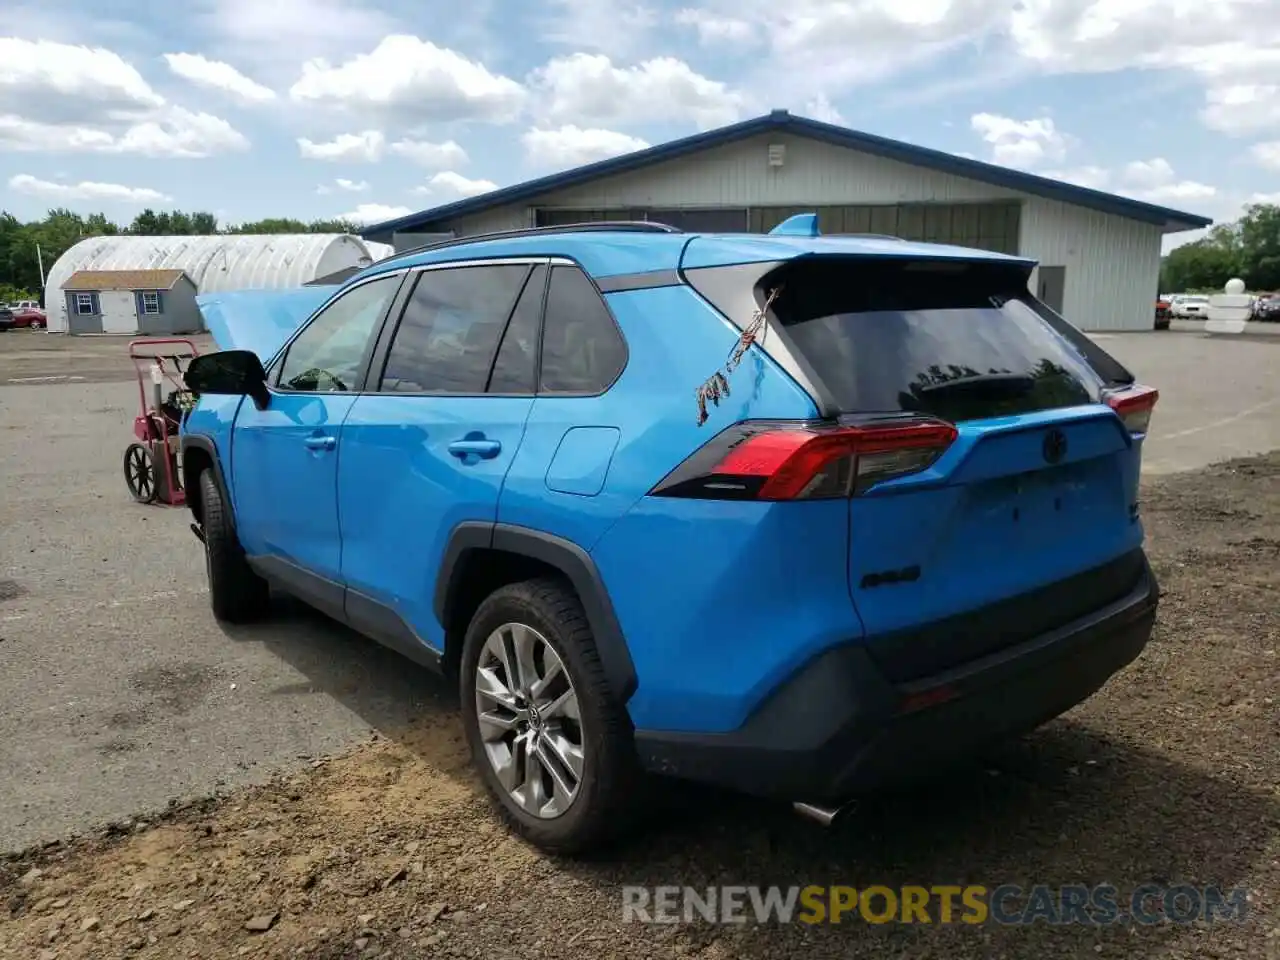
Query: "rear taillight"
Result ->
[[1105, 384, 1159, 436], [649, 417, 958, 501]]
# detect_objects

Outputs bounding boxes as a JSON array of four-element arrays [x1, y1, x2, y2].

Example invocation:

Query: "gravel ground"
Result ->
[[1, 452, 1277, 960]]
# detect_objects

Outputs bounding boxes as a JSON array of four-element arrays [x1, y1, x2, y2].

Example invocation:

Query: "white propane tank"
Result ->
[[1205, 278, 1250, 335]]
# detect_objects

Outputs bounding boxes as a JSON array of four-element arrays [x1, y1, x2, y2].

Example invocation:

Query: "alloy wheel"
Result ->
[[474, 622, 584, 819]]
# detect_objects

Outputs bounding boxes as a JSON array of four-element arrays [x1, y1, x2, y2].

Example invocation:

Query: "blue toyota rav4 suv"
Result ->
[[181, 216, 1160, 853]]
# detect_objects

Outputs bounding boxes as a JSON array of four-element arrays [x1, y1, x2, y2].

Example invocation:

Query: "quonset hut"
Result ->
[[44, 233, 390, 334]]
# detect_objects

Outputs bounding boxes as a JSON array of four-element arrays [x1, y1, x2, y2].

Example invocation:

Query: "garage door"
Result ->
[[750, 203, 1022, 254], [534, 203, 1021, 254], [534, 208, 749, 231]]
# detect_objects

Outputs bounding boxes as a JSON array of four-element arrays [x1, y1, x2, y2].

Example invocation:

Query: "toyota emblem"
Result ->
[[1042, 429, 1068, 464]]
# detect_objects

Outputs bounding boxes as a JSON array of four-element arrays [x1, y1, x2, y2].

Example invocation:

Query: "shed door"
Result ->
[[99, 290, 137, 334]]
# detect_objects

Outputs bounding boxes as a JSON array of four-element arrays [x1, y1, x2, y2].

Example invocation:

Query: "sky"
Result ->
[[1, 0, 1278, 252]]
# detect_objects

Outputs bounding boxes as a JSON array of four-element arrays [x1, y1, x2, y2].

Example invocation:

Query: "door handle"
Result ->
[[304, 435, 336, 451], [448, 438, 502, 460]]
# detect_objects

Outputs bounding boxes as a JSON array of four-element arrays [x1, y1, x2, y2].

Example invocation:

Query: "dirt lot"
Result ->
[[2, 451, 1277, 960], [1, 328, 1278, 958]]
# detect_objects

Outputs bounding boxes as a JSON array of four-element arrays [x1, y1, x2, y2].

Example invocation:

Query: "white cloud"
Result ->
[[0, 38, 248, 158], [802, 93, 844, 125], [318, 178, 370, 194], [540, 0, 660, 59], [410, 171, 498, 200], [0, 37, 163, 122], [112, 107, 249, 158], [298, 130, 385, 162], [674, 9, 759, 46], [679, 0, 1008, 103], [1041, 165, 1113, 191], [637, 0, 1280, 142], [1249, 141, 1280, 170], [970, 112, 1068, 169], [199, 0, 397, 75], [1122, 158, 1177, 190], [521, 125, 649, 168], [1120, 157, 1216, 205], [337, 202, 413, 225], [1200, 81, 1280, 136], [289, 35, 527, 124], [1007, 3, 1280, 137], [388, 138, 470, 169], [0, 107, 248, 158], [163, 53, 276, 104], [529, 53, 745, 130], [8, 173, 171, 204], [1043, 157, 1217, 207]]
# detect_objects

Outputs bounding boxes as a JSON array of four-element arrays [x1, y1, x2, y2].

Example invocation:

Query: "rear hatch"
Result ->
[[684, 253, 1155, 681]]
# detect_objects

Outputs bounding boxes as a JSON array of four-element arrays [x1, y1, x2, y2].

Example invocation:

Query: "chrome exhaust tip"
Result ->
[[792, 800, 853, 826]]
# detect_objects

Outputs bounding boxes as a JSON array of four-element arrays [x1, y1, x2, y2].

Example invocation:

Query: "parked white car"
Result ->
[[1170, 295, 1211, 319]]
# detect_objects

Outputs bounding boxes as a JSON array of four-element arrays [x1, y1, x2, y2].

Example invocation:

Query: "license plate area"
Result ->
[[963, 459, 1116, 546]]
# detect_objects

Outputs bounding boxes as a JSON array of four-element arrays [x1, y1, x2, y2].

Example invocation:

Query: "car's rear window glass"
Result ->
[[764, 257, 1110, 422]]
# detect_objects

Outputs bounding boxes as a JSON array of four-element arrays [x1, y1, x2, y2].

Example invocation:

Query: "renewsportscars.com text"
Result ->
[[621, 884, 1250, 926]]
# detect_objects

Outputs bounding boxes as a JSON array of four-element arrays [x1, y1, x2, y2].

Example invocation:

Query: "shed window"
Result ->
[[141, 291, 161, 315], [75, 293, 96, 315]]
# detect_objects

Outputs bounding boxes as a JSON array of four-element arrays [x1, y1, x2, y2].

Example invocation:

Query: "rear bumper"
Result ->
[[634, 556, 1158, 802]]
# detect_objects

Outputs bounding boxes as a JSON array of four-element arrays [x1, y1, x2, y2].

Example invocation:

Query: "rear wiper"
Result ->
[[915, 373, 1035, 397]]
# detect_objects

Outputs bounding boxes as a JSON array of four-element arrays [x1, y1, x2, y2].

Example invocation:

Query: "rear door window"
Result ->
[[487, 265, 546, 394], [379, 264, 530, 394], [764, 257, 1111, 423]]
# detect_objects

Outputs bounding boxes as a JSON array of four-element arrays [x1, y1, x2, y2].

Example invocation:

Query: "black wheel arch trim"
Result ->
[[180, 433, 234, 534], [435, 521, 638, 704]]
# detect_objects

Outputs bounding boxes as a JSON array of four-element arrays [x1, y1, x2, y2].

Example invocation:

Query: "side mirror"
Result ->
[[185, 349, 270, 409]]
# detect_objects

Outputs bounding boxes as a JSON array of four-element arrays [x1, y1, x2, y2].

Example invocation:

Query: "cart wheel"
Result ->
[[124, 443, 158, 504]]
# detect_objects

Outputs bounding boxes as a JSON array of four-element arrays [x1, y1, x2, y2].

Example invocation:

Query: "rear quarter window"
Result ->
[[538, 265, 627, 395], [763, 257, 1115, 423]]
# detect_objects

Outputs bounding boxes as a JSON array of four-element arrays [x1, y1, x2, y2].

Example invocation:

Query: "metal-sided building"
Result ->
[[44, 233, 393, 334], [362, 110, 1212, 332]]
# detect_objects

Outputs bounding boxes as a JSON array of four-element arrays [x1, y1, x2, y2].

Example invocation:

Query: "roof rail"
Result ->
[[384, 220, 683, 261]]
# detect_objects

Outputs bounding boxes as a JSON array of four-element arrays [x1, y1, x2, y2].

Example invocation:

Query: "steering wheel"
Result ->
[[293, 367, 349, 392]]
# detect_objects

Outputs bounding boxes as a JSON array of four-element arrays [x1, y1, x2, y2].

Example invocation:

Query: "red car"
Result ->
[[8, 301, 46, 328]]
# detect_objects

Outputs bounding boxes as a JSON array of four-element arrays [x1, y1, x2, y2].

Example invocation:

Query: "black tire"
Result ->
[[123, 443, 158, 504], [459, 577, 641, 855], [198, 469, 269, 623]]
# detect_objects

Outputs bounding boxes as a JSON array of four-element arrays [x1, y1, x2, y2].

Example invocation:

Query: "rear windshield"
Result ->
[[763, 257, 1122, 422]]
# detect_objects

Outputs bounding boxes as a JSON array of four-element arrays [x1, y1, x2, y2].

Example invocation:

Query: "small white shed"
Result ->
[[61, 269, 201, 335]]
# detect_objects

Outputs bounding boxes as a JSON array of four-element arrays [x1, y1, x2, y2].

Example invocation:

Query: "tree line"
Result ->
[[1160, 202, 1280, 294], [0, 208, 361, 302]]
